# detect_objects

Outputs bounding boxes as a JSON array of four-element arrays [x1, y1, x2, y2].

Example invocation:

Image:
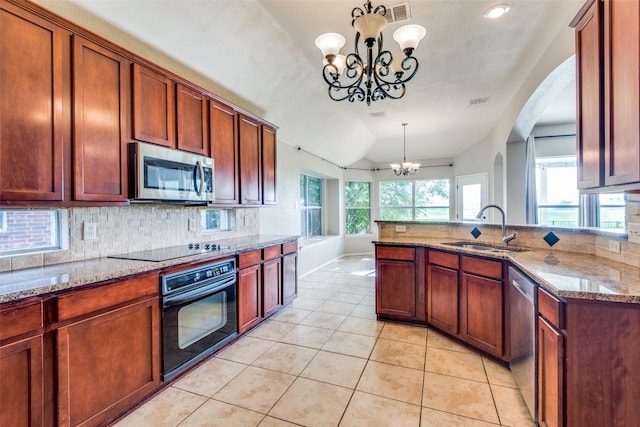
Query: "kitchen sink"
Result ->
[[441, 241, 527, 253]]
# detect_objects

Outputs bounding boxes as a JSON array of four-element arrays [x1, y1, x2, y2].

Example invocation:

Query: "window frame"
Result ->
[[345, 181, 372, 235], [0, 209, 63, 256], [300, 173, 323, 238], [379, 179, 450, 222]]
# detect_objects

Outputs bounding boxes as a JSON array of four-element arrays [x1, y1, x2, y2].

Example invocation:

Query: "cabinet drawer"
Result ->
[[376, 246, 415, 261], [263, 245, 282, 261], [538, 287, 564, 330], [238, 249, 262, 268], [283, 241, 298, 255], [57, 274, 158, 322], [0, 300, 43, 341], [461, 256, 502, 280], [428, 250, 459, 269]]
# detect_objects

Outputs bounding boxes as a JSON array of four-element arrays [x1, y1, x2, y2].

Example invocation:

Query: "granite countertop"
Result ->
[[374, 237, 640, 304], [0, 235, 298, 304]]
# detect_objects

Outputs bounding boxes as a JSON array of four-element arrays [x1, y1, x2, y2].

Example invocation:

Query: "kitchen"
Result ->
[[1, 0, 639, 426]]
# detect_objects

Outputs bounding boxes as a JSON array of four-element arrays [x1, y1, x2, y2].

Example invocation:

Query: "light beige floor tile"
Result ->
[[482, 357, 517, 388], [270, 307, 312, 324], [370, 338, 426, 370], [420, 407, 500, 427], [339, 391, 421, 427], [379, 322, 428, 346], [179, 399, 264, 427], [298, 289, 332, 300], [258, 417, 301, 427], [113, 387, 206, 427], [300, 350, 367, 388], [348, 304, 378, 320], [212, 366, 296, 414], [425, 347, 487, 383], [268, 377, 353, 427], [491, 384, 535, 426], [326, 291, 365, 304], [314, 300, 356, 316], [427, 330, 473, 354], [321, 330, 377, 359], [247, 320, 296, 341], [290, 297, 325, 310], [278, 324, 335, 349], [356, 360, 424, 405], [338, 317, 384, 337], [298, 279, 319, 289], [299, 311, 347, 329], [360, 295, 376, 306], [215, 336, 275, 365], [172, 357, 247, 397], [251, 342, 318, 375], [422, 372, 499, 424]]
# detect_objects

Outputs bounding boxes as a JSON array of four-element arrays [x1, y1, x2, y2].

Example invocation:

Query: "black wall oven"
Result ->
[[161, 258, 237, 379]]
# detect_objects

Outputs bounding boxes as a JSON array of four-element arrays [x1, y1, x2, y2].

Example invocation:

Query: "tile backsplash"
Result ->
[[1, 205, 260, 272]]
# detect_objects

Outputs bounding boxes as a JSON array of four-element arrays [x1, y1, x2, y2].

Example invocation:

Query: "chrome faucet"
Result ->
[[475, 204, 517, 246]]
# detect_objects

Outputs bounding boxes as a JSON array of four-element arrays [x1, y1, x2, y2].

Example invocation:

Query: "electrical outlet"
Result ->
[[609, 240, 621, 254], [395, 225, 406, 233], [83, 222, 97, 240]]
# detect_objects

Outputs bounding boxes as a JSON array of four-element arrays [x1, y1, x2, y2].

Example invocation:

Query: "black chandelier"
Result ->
[[315, 0, 426, 106]]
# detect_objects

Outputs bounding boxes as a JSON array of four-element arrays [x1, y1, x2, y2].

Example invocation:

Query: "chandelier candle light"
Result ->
[[391, 123, 420, 176], [315, 0, 426, 106]]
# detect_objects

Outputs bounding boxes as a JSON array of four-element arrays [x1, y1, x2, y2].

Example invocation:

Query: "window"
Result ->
[[455, 173, 488, 221], [345, 181, 371, 234], [300, 174, 323, 238], [200, 209, 233, 231], [380, 179, 450, 221], [598, 193, 625, 230], [0, 210, 62, 256]]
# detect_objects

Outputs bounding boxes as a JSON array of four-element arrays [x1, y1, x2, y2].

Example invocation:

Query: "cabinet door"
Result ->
[[238, 264, 262, 333], [0, 335, 44, 427], [0, 2, 64, 202], [210, 100, 239, 204], [262, 125, 277, 205], [460, 273, 504, 356], [375, 259, 416, 320], [57, 297, 160, 427], [176, 84, 208, 155], [132, 63, 175, 147], [603, 0, 640, 186], [427, 264, 459, 335], [238, 115, 262, 205], [538, 317, 564, 427], [73, 36, 129, 202], [282, 252, 298, 305], [262, 257, 282, 318]]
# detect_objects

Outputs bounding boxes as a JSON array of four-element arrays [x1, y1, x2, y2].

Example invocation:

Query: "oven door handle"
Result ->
[[194, 160, 205, 197], [163, 276, 236, 307]]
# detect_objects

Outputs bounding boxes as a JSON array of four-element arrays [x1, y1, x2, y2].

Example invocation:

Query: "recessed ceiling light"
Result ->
[[484, 3, 511, 19]]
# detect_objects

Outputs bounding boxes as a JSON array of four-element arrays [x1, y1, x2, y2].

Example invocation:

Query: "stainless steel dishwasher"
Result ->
[[508, 266, 537, 422]]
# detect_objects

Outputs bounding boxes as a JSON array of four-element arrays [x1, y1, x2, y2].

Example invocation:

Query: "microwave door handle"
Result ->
[[194, 160, 204, 197]]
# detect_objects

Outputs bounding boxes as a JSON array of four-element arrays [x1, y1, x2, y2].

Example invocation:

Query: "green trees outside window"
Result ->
[[345, 181, 371, 234], [380, 179, 450, 221], [300, 174, 322, 238]]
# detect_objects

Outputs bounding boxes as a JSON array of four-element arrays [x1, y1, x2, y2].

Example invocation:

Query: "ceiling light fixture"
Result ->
[[315, 1, 426, 106], [483, 3, 511, 19], [390, 123, 420, 176]]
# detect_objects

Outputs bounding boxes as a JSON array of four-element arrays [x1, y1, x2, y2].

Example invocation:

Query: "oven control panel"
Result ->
[[162, 259, 236, 294]]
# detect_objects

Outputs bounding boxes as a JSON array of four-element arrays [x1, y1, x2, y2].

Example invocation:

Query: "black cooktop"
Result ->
[[108, 243, 233, 262]]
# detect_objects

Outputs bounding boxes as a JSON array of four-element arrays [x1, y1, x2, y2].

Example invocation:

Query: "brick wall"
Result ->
[[0, 211, 56, 251]]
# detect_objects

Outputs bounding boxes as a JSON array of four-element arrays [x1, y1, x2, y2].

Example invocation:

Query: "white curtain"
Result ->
[[525, 135, 538, 224]]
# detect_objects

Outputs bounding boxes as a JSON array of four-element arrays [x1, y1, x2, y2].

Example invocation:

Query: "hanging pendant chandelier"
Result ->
[[390, 123, 420, 176], [315, 1, 426, 106]]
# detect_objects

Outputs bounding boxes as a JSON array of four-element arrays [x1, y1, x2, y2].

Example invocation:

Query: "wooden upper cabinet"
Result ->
[[0, 1, 64, 202], [239, 115, 262, 205], [603, 0, 640, 186], [262, 126, 277, 205], [210, 100, 239, 204], [132, 63, 175, 147], [73, 36, 130, 202], [176, 84, 208, 155]]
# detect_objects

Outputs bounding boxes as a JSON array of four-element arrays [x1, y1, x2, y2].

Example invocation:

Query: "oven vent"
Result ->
[[385, 2, 411, 23], [469, 97, 491, 106]]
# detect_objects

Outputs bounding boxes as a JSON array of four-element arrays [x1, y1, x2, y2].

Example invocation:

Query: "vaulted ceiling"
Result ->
[[35, 0, 583, 166]]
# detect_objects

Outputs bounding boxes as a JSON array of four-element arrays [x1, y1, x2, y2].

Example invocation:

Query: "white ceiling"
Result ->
[[38, 0, 583, 166]]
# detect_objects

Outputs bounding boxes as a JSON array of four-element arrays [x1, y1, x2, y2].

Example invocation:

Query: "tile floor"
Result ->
[[114, 255, 534, 427]]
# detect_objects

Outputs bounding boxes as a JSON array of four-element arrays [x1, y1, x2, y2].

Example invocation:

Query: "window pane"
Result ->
[[538, 206, 579, 227], [308, 208, 322, 236], [300, 209, 308, 237], [300, 175, 307, 206], [416, 207, 450, 221], [380, 181, 413, 207], [381, 207, 413, 220], [201, 209, 232, 231], [0, 210, 60, 255], [536, 157, 579, 205], [462, 184, 482, 220], [345, 182, 370, 207], [346, 208, 371, 234], [415, 180, 449, 207], [307, 176, 322, 206]]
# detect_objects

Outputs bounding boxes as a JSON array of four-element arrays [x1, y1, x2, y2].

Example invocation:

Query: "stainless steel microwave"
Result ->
[[129, 142, 214, 203]]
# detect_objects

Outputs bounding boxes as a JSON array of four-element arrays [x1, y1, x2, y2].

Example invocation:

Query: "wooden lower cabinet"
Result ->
[[460, 273, 504, 357], [282, 252, 298, 305], [376, 257, 420, 320], [262, 257, 282, 318], [538, 316, 563, 427], [56, 297, 160, 427], [426, 264, 459, 335], [237, 263, 262, 333]]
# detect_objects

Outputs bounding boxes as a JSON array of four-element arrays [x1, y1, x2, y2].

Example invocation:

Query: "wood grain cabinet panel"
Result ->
[[538, 316, 563, 427], [237, 264, 262, 333], [460, 273, 504, 357], [176, 84, 208, 155], [132, 63, 175, 147], [262, 257, 282, 318], [0, 1, 64, 202], [427, 264, 459, 335], [73, 36, 130, 202], [262, 125, 277, 205], [238, 115, 262, 205], [376, 259, 417, 320], [209, 100, 239, 204], [282, 252, 298, 305]]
